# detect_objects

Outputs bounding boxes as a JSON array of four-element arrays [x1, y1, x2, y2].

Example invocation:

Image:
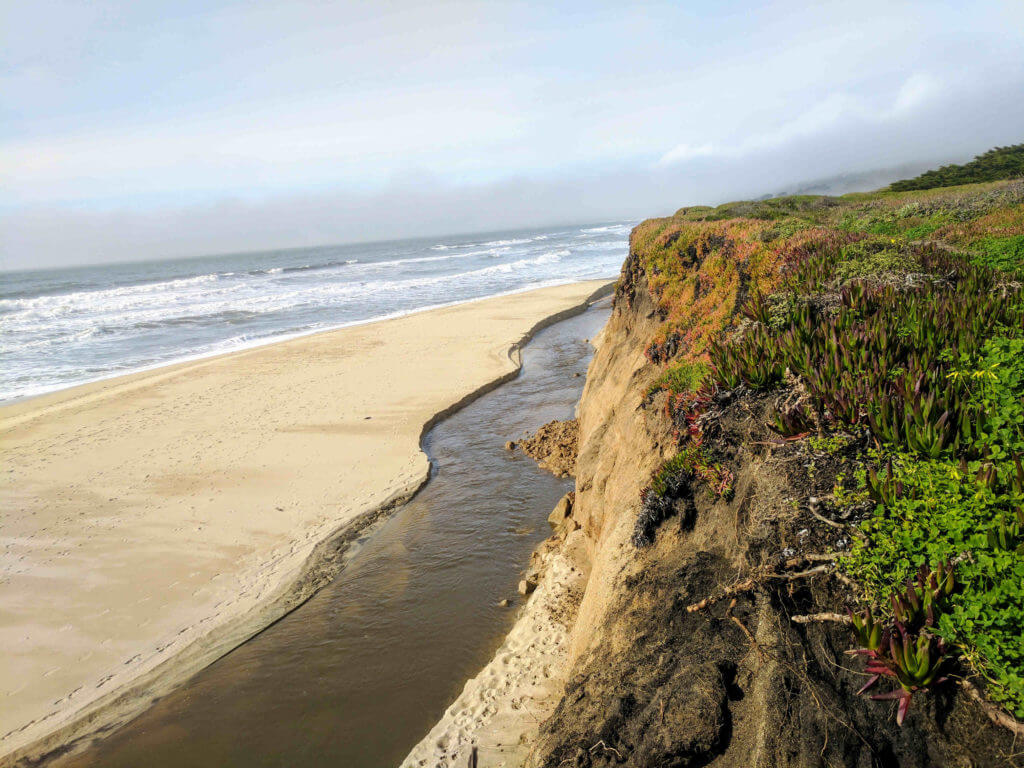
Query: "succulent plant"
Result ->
[[890, 561, 956, 630], [769, 402, 815, 437], [848, 562, 956, 724], [742, 291, 772, 325], [711, 246, 1023, 459], [865, 627, 951, 725], [987, 513, 1024, 554], [866, 459, 903, 505], [849, 607, 883, 651]]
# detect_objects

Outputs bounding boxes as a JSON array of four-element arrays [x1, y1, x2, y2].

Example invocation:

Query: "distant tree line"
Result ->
[[889, 144, 1024, 191]]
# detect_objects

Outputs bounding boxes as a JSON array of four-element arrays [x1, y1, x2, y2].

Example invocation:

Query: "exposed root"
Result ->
[[727, 598, 768, 662], [960, 680, 1024, 737], [686, 564, 830, 612], [791, 612, 851, 625], [769, 564, 830, 581], [686, 576, 759, 613], [807, 505, 847, 529], [589, 740, 624, 760], [784, 553, 839, 568], [833, 571, 861, 592]]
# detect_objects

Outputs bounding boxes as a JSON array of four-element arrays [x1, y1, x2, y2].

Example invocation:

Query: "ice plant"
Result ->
[[848, 562, 956, 724], [863, 627, 951, 726]]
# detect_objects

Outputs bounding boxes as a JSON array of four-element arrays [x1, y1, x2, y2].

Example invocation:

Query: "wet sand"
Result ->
[[0, 280, 611, 765]]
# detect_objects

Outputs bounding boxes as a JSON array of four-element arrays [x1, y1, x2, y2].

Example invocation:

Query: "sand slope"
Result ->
[[0, 280, 609, 764]]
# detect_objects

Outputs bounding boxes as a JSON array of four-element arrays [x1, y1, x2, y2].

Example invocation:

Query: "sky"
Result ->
[[2, 0, 1023, 270]]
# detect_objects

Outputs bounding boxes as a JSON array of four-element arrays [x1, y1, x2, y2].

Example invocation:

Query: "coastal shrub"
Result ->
[[704, 221, 1024, 715], [632, 168, 1024, 719], [632, 175, 1023, 369], [888, 144, 1024, 192], [833, 237, 918, 281], [968, 235, 1024, 276], [644, 170, 1024, 721], [710, 254, 1024, 459]]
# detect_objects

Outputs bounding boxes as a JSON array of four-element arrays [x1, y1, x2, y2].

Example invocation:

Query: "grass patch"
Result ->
[[646, 359, 709, 396]]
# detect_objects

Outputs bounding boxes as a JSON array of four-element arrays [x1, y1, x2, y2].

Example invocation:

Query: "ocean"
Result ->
[[0, 221, 630, 402]]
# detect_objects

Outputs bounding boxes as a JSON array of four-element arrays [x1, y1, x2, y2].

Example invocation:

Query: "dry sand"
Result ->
[[0, 280, 610, 765]]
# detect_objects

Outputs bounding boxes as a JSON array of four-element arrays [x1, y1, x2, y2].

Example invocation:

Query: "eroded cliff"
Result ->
[[523, 194, 1022, 767]]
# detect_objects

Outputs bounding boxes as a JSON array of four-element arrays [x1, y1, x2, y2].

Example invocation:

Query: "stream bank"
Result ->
[[48, 304, 611, 768]]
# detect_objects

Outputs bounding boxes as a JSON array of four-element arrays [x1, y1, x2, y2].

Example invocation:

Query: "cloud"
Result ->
[[659, 72, 943, 166], [2, 2, 1023, 269]]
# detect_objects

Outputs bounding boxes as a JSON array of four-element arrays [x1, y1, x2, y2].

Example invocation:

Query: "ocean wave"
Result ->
[[429, 233, 551, 251], [249, 259, 359, 276], [580, 223, 631, 233], [1, 224, 629, 402], [0, 272, 224, 313]]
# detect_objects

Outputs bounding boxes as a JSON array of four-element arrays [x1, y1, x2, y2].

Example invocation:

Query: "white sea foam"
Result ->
[[0, 222, 629, 401]]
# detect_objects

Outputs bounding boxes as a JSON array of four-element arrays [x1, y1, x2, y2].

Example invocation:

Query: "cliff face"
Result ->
[[525, 249, 1018, 767]]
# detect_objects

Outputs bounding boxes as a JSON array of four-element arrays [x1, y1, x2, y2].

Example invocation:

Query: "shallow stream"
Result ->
[[53, 303, 610, 768]]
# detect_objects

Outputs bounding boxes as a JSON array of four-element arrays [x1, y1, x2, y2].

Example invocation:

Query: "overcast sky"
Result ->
[[2, 0, 1023, 270]]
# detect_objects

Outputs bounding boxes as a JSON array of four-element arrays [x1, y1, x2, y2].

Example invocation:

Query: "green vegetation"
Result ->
[[970, 234, 1024, 276], [850, 562, 957, 725], [646, 359, 708, 396], [706, 234, 1024, 717], [844, 454, 1024, 717], [633, 447, 734, 547], [806, 432, 854, 456], [889, 144, 1024, 192], [630, 155, 1024, 721]]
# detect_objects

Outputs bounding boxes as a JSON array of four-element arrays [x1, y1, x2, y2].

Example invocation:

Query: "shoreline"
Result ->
[[0, 279, 613, 767], [1, 278, 610, 409], [401, 530, 589, 768]]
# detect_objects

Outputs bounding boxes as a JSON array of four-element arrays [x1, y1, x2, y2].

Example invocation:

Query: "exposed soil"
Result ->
[[519, 419, 579, 478]]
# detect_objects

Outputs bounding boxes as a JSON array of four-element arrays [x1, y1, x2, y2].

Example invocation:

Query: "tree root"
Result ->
[[784, 552, 839, 568], [960, 679, 1024, 737], [686, 576, 760, 613], [686, 564, 829, 613], [589, 740, 624, 760], [727, 597, 769, 662]]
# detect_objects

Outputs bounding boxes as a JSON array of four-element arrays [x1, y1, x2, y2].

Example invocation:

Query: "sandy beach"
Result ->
[[0, 279, 610, 765]]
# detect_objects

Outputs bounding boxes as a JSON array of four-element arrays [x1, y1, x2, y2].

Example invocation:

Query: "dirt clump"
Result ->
[[520, 419, 579, 477]]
